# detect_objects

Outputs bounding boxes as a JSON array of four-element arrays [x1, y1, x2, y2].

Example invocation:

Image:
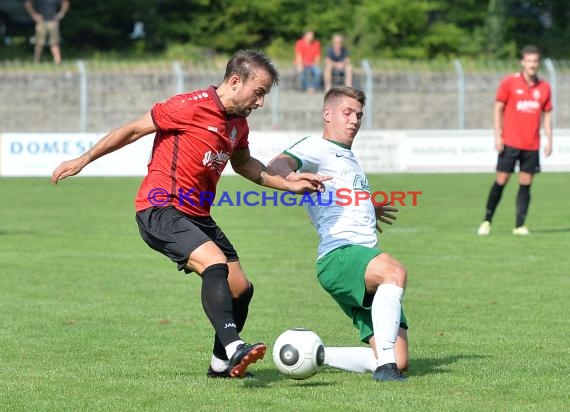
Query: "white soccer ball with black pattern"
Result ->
[[272, 328, 325, 380]]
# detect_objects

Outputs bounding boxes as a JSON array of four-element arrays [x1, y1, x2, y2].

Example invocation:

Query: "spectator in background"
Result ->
[[324, 34, 353, 91], [294, 30, 322, 93], [25, 0, 70, 64]]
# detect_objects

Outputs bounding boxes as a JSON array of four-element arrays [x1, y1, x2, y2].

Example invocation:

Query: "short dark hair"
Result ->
[[324, 86, 366, 107], [521, 44, 541, 58], [223, 49, 279, 87]]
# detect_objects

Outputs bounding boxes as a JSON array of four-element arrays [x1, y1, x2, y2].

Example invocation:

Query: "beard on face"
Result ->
[[227, 105, 250, 117], [236, 104, 257, 117]]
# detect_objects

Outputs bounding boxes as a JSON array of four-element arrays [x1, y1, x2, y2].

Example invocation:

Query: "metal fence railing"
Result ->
[[1, 59, 567, 132]]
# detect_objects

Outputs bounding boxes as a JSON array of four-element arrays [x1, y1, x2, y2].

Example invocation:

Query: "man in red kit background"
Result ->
[[51, 50, 328, 379], [294, 30, 322, 93], [477, 45, 553, 236]]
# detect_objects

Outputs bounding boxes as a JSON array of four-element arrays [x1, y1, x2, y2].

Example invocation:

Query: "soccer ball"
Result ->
[[272, 328, 325, 380]]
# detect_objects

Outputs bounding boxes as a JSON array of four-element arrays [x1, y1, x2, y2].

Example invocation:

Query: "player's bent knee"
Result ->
[[496, 172, 510, 186], [391, 263, 407, 288], [187, 242, 227, 274], [228, 262, 252, 298], [382, 258, 407, 288], [365, 254, 407, 290], [397, 265, 408, 287], [519, 173, 533, 185]]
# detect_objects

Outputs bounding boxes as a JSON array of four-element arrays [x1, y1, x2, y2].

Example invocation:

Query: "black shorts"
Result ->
[[135, 206, 238, 272], [496, 145, 540, 174]]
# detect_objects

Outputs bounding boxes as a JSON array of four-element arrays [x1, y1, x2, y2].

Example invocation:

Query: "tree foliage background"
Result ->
[[8, 0, 570, 60]]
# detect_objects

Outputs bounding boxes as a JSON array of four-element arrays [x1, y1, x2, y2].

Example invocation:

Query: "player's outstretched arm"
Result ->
[[231, 149, 329, 193], [269, 153, 333, 191], [51, 112, 156, 184], [374, 205, 398, 233]]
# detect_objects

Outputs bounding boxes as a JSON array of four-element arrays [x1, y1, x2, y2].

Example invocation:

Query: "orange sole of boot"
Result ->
[[229, 344, 267, 378]]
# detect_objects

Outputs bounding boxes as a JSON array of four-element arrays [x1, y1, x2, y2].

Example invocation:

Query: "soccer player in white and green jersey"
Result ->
[[269, 86, 409, 381]]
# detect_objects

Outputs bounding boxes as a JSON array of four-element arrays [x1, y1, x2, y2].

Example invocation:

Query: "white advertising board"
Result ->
[[402, 130, 570, 172], [0, 133, 153, 177], [1, 130, 569, 176]]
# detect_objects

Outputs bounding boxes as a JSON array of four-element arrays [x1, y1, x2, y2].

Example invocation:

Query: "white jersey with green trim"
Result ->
[[284, 135, 377, 259]]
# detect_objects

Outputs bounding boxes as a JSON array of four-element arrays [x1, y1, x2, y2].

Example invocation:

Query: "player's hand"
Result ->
[[374, 205, 398, 233], [495, 137, 504, 153], [287, 180, 323, 194], [51, 156, 89, 185], [544, 140, 552, 157], [287, 172, 332, 193]]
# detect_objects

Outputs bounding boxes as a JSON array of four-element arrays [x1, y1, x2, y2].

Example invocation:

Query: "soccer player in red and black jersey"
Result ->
[[51, 50, 329, 379], [478, 45, 553, 236]]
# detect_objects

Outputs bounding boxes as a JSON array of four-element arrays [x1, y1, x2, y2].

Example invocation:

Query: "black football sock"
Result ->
[[201, 263, 239, 348], [212, 336, 228, 361], [232, 283, 254, 333], [484, 182, 505, 222], [516, 184, 531, 227], [212, 283, 254, 361]]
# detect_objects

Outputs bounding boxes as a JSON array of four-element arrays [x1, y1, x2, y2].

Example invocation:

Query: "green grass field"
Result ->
[[1, 174, 569, 411]]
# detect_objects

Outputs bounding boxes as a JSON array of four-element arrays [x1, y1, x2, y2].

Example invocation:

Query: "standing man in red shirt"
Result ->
[[51, 50, 328, 379], [294, 30, 322, 93], [477, 45, 553, 236]]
